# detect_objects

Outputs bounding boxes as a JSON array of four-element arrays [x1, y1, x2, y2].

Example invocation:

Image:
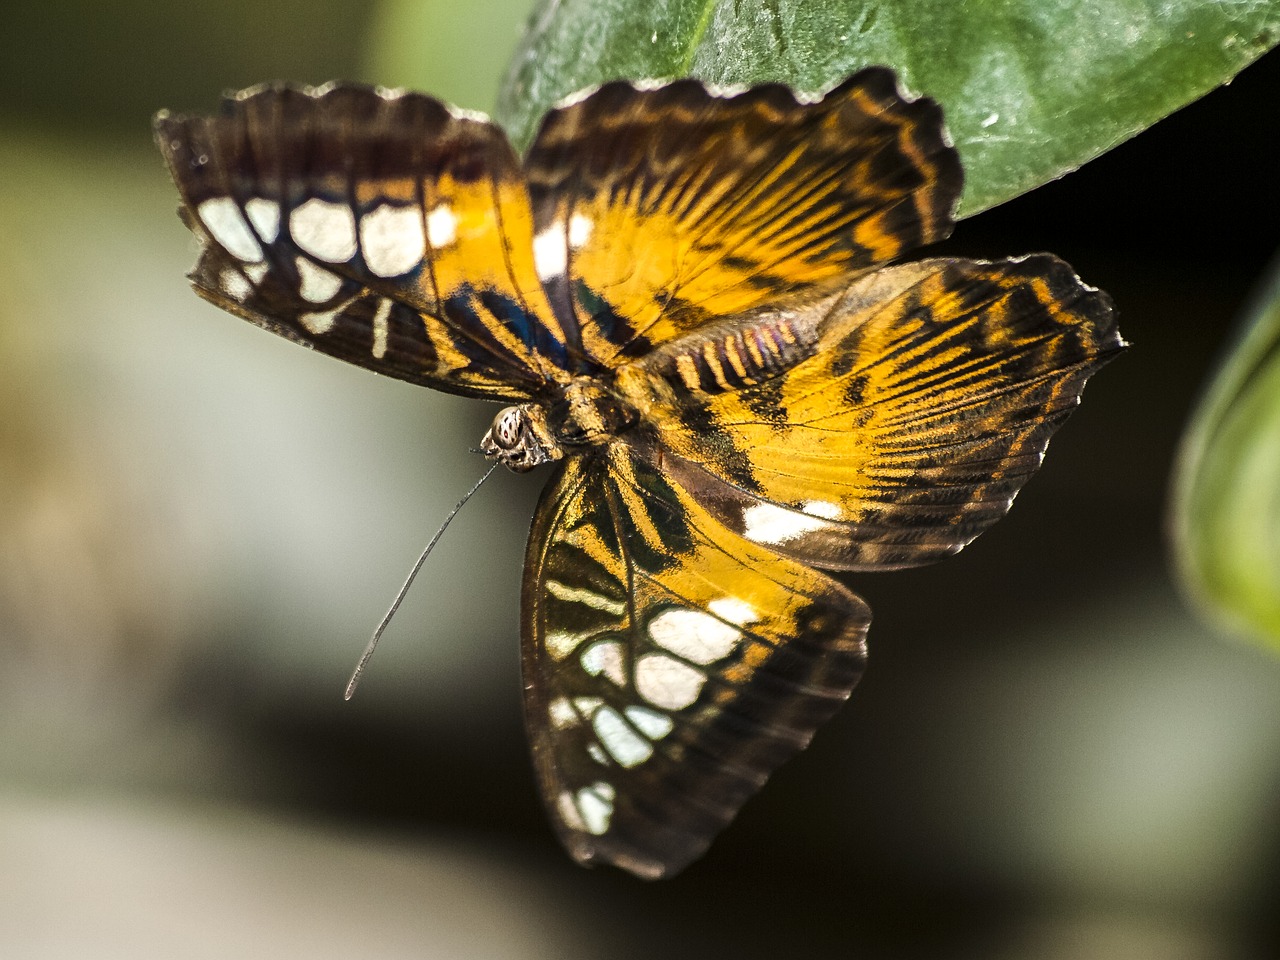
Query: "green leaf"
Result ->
[[1172, 254, 1280, 652], [496, 0, 1280, 216]]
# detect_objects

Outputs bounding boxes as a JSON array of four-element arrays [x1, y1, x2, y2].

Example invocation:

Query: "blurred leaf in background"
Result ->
[[497, 0, 1280, 215], [0, 0, 379, 130], [1173, 253, 1280, 653], [367, 0, 535, 108]]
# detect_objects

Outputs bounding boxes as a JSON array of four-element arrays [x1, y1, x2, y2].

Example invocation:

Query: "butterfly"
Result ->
[[154, 66, 1123, 879]]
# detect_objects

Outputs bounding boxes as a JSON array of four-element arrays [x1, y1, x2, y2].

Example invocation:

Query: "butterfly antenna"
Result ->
[[344, 461, 500, 700]]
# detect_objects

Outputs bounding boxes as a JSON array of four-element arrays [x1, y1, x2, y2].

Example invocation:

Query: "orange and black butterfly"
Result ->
[[154, 67, 1123, 879]]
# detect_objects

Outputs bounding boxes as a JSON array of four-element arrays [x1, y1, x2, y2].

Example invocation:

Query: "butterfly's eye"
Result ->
[[492, 407, 526, 450], [479, 404, 563, 472]]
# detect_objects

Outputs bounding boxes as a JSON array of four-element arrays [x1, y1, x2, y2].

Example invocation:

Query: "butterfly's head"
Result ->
[[480, 404, 563, 473]]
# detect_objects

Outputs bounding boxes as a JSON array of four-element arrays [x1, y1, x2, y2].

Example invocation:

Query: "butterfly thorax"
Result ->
[[480, 378, 638, 473]]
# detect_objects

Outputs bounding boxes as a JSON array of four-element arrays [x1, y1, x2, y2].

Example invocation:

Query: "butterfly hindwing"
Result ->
[[522, 441, 869, 878], [155, 83, 576, 400], [615, 254, 1125, 570], [523, 67, 963, 367]]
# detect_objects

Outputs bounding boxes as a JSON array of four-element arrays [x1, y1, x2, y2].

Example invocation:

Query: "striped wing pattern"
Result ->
[[156, 70, 1122, 879], [524, 67, 962, 367], [617, 255, 1125, 571], [522, 442, 868, 879]]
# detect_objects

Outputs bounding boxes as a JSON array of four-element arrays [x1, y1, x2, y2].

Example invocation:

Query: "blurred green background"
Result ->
[[2, 1, 1279, 957]]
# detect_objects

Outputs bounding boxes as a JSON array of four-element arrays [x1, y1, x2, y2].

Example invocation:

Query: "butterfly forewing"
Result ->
[[155, 83, 576, 400], [523, 67, 963, 367], [522, 443, 868, 878]]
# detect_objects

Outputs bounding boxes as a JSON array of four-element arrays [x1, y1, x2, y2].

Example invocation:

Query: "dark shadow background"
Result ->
[[1, 2, 1278, 957]]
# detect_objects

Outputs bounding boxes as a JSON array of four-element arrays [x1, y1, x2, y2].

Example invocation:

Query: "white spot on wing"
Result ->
[[568, 213, 593, 248], [743, 501, 830, 544], [557, 791, 586, 831], [220, 267, 252, 302], [290, 197, 358, 262], [295, 257, 343, 304], [649, 608, 741, 665], [587, 743, 608, 765], [594, 705, 653, 767], [361, 204, 426, 277], [533, 226, 567, 280], [425, 205, 457, 249], [635, 653, 704, 710], [572, 696, 603, 716], [804, 500, 842, 519], [546, 628, 584, 660], [580, 640, 626, 686], [299, 308, 341, 335], [243, 261, 269, 285], [625, 705, 674, 740], [198, 197, 262, 262], [708, 597, 758, 626], [245, 197, 280, 243], [545, 580, 626, 616], [371, 298, 392, 359], [576, 782, 615, 835], [548, 697, 578, 729]]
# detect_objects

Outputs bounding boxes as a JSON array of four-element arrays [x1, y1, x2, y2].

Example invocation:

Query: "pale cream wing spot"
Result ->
[[299, 308, 342, 336], [557, 791, 587, 831], [370, 298, 392, 359], [533, 226, 568, 281], [548, 697, 579, 730], [576, 782, 615, 835], [198, 197, 263, 262], [580, 639, 627, 686], [706, 596, 759, 626], [742, 501, 831, 545], [425, 204, 457, 249], [243, 261, 269, 285], [545, 628, 584, 661], [360, 204, 426, 278], [244, 197, 281, 243], [290, 197, 358, 263], [220, 267, 252, 302], [545, 579, 627, 616], [592, 706, 654, 768], [804, 500, 843, 520], [295, 256, 344, 304], [648, 608, 741, 665], [634, 653, 705, 711], [567, 213, 593, 248], [624, 705, 674, 740]]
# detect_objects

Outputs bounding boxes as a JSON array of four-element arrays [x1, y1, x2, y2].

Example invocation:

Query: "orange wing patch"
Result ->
[[522, 67, 962, 367], [617, 255, 1125, 570]]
